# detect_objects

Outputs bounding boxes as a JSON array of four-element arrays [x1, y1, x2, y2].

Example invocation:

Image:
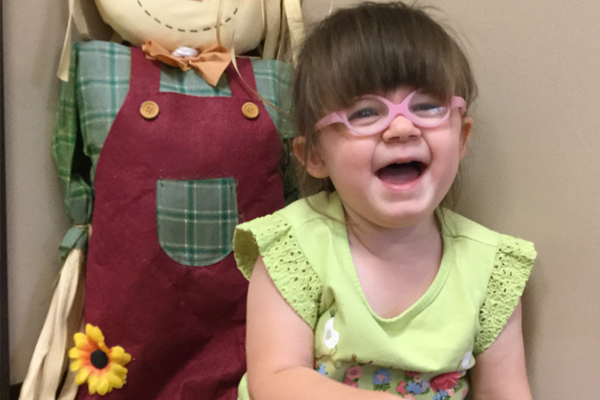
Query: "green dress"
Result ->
[[233, 191, 536, 400]]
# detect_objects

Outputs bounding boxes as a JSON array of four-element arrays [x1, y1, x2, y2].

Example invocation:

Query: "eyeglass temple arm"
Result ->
[[315, 113, 343, 130], [451, 96, 467, 113]]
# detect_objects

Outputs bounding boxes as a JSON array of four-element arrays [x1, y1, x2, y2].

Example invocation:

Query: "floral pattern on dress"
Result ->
[[460, 351, 473, 370], [372, 367, 391, 391], [397, 371, 431, 396], [393, 370, 467, 399], [315, 363, 327, 376], [430, 372, 462, 399], [314, 347, 470, 398], [343, 365, 361, 388], [323, 311, 340, 349]]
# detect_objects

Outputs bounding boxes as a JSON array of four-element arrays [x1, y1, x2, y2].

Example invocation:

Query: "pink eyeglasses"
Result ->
[[315, 90, 467, 136]]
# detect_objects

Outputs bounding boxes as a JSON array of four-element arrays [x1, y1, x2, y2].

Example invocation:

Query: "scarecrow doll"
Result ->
[[20, 1, 304, 399]]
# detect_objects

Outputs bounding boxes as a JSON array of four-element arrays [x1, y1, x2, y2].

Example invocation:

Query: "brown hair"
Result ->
[[292, 1, 477, 204]]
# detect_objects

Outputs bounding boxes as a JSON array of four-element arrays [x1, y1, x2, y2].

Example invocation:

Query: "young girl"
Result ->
[[233, 3, 535, 400]]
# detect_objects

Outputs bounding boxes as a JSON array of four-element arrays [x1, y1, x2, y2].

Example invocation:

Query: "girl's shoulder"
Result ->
[[233, 192, 339, 328], [440, 209, 536, 271], [440, 209, 537, 355], [234, 192, 341, 255]]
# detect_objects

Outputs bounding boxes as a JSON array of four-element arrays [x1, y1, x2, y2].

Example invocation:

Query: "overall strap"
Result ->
[[226, 58, 258, 99], [129, 46, 162, 94]]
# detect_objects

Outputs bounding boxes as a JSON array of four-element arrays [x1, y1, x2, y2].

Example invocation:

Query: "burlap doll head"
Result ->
[[58, 0, 304, 81]]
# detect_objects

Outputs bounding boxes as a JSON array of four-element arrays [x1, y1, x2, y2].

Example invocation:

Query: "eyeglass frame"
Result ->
[[314, 90, 467, 136]]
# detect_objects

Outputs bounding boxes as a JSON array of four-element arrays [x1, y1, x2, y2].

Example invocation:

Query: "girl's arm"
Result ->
[[470, 300, 533, 400], [246, 257, 395, 400]]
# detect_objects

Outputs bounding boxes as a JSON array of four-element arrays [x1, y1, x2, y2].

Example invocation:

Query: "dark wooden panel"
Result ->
[[0, 0, 10, 396]]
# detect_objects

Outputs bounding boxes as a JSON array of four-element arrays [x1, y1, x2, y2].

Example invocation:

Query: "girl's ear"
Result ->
[[293, 137, 329, 178], [459, 116, 473, 160]]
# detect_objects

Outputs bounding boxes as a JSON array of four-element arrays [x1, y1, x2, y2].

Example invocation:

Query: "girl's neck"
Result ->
[[345, 209, 442, 264], [344, 208, 444, 319]]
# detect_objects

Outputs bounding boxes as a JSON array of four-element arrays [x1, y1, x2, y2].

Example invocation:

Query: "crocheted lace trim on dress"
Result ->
[[473, 234, 536, 355], [233, 214, 322, 329]]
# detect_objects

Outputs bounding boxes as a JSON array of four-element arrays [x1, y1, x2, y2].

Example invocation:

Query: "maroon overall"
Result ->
[[78, 48, 284, 399]]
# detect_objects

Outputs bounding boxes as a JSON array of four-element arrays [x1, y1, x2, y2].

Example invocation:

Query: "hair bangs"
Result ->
[[299, 3, 472, 124]]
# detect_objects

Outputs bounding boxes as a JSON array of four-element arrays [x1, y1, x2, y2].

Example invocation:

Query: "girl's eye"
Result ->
[[345, 98, 387, 127], [412, 103, 445, 113], [410, 102, 448, 118], [409, 92, 448, 118], [348, 107, 378, 121]]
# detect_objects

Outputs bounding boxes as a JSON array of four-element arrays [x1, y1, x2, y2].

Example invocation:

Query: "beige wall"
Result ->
[[5, 0, 599, 398], [4, 0, 110, 385], [4, 0, 71, 385], [428, 2, 600, 397]]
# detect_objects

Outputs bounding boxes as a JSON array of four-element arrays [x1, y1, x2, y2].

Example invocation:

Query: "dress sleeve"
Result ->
[[233, 213, 322, 329], [473, 234, 536, 355]]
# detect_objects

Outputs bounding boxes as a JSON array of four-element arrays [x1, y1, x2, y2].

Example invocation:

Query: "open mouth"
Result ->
[[376, 161, 425, 186]]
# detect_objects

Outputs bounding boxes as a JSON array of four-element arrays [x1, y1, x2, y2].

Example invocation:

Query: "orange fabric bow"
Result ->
[[142, 40, 231, 87]]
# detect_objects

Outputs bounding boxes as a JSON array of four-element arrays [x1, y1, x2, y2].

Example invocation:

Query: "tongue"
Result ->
[[377, 163, 421, 185]]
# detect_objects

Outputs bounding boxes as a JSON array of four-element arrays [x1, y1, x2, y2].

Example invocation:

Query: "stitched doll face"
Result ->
[[308, 87, 472, 230], [95, 0, 264, 53]]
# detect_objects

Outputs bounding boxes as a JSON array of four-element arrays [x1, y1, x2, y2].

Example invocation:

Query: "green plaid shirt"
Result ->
[[52, 41, 296, 259]]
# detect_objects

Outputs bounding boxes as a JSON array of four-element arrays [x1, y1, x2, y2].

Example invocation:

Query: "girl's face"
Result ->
[[302, 87, 472, 230]]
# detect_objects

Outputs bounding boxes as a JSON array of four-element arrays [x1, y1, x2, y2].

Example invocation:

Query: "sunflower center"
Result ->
[[90, 349, 109, 369]]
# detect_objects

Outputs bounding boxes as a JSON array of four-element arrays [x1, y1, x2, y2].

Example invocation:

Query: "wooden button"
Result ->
[[241, 102, 259, 119], [140, 101, 160, 120]]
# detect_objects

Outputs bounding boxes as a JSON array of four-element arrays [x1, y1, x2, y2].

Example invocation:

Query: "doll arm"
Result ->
[[51, 43, 93, 255], [267, 60, 299, 204], [470, 300, 533, 400], [245, 257, 395, 400], [51, 43, 93, 225]]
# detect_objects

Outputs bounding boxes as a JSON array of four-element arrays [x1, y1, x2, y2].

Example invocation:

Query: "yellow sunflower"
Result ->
[[69, 324, 132, 395]]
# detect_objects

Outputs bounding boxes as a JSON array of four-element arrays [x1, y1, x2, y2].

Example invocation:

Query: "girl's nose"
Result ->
[[382, 114, 421, 142]]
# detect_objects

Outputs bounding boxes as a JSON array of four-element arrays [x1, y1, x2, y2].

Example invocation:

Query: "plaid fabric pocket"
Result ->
[[156, 178, 238, 267]]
